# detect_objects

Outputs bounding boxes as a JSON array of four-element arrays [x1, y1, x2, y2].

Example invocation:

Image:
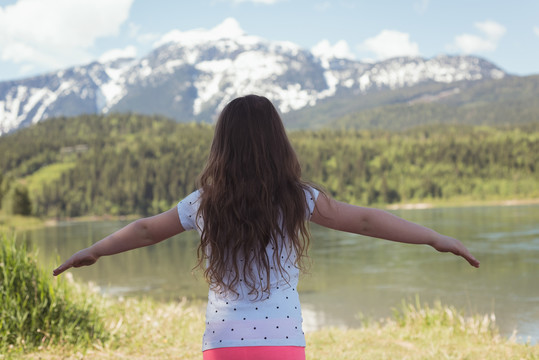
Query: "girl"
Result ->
[[53, 95, 480, 360]]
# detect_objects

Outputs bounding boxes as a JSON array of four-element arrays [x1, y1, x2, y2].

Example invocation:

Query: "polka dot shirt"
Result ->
[[177, 187, 319, 351]]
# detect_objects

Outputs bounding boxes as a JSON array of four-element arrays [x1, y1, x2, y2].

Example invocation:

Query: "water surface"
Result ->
[[26, 204, 539, 344]]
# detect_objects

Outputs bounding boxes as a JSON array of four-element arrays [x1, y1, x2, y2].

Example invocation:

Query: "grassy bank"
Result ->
[[0, 211, 139, 232], [2, 233, 539, 359], [0, 234, 108, 358], [12, 296, 538, 360], [0, 212, 44, 232]]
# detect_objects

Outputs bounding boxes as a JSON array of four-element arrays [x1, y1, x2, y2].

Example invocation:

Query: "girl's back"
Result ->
[[178, 186, 317, 351], [186, 95, 319, 354]]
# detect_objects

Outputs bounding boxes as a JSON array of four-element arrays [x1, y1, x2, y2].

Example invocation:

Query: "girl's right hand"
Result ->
[[431, 234, 480, 268], [53, 248, 99, 276]]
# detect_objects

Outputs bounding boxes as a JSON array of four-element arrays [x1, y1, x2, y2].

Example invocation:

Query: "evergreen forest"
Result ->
[[0, 113, 537, 218]]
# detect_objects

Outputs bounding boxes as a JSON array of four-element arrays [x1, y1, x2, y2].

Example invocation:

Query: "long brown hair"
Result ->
[[196, 95, 314, 299]]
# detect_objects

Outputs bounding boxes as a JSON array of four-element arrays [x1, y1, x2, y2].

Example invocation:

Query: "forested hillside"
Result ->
[[1, 114, 537, 218], [284, 75, 539, 130]]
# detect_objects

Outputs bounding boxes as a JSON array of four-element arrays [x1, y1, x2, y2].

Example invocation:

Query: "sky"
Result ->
[[0, 0, 538, 82]]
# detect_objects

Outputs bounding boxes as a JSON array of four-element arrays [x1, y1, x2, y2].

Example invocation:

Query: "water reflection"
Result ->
[[25, 204, 539, 344]]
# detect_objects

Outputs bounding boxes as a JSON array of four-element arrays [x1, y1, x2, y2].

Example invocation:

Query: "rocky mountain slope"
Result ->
[[0, 18, 506, 135]]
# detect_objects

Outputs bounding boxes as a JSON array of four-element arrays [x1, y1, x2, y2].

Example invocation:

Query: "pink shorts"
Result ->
[[203, 346, 305, 360]]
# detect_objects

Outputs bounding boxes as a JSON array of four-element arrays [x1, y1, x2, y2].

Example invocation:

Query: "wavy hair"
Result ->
[[196, 95, 315, 299]]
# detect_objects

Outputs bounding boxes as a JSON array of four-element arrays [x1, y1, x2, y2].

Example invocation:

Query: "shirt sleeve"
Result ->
[[305, 186, 320, 220], [176, 190, 201, 231]]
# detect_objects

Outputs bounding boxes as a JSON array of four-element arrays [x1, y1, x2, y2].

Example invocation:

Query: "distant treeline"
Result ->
[[0, 114, 537, 217]]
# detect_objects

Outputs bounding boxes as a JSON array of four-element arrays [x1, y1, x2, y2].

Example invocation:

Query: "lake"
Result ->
[[24, 204, 539, 344]]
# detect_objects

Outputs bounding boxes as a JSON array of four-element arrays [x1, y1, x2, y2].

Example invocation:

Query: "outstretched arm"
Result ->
[[53, 208, 185, 276], [310, 194, 480, 267]]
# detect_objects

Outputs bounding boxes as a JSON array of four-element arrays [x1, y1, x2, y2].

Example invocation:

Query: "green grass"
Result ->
[[0, 211, 44, 232], [15, 297, 205, 360], [0, 233, 108, 356], [15, 295, 539, 360], [307, 298, 539, 360], [21, 161, 76, 195]]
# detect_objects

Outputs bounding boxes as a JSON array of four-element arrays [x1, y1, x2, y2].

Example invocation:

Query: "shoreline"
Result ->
[[385, 198, 539, 210], [43, 214, 140, 227], [2, 198, 538, 231], [53, 198, 539, 222]]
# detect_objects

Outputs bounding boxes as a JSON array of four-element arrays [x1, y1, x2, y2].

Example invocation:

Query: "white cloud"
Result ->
[[154, 18, 245, 48], [453, 34, 496, 53], [534, 26, 539, 38], [311, 39, 355, 60], [475, 20, 506, 39], [450, 20, 506, 54], [0, 0, 134, 72], [98, 46, 137, 63], [359, 30, 420, 60]]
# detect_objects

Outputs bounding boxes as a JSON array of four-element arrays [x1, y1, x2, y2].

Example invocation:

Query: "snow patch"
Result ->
[[275, 83, 317, 113], [490, 68, 505, 79], [311, 39, 355, 68], [96, 60, 134, 112], [0, 86, 27, 134], [193, 52, 287, 115]]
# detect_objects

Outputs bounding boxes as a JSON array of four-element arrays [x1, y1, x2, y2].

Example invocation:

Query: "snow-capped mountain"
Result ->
[[0, 18, 506, 135]]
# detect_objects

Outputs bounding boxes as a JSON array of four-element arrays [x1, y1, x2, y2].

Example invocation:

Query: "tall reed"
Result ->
[[0, 233, 108, 353]]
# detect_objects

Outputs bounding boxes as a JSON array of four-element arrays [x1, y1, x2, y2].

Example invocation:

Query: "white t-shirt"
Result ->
[[177, 186, 319, 351]]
